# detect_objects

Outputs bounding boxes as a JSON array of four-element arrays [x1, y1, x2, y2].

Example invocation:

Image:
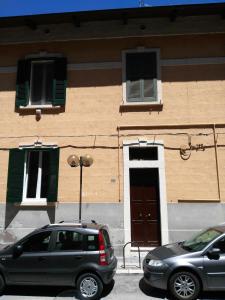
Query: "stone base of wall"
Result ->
[[0, 202, 124, 256], [1, 202, 225, 256], [168, 203, 225, 242]]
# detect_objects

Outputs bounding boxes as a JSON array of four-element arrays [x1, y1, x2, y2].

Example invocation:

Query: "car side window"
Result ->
[[22, 231, 52, 252], [86, 234, 98, 251], [54, 230, 83, 251], [213, 237, 225, 253]]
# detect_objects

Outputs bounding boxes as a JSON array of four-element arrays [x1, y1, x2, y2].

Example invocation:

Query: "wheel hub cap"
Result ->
[[80, 277, 98, 298], [174, 275, 195, 298]]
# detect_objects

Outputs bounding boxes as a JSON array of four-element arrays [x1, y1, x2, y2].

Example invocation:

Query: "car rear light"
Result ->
[[98, 231, 108, 266]]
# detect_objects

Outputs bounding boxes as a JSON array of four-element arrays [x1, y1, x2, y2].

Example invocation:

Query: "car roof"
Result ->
[[41, 221, 107, 231]]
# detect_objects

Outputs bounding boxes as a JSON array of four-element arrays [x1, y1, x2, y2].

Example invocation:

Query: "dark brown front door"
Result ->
[[130, 168, 161, 247]]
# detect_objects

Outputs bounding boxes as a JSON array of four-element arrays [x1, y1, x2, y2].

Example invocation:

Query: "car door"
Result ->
[[45, 229, 86, 286], [2, 230, 53, 284], [203, 236, 225, 290]]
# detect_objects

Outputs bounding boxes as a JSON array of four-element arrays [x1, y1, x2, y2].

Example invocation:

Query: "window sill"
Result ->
[[120, 102, 163, 112], [14, 200, 57, 207], [19, 105, 60, 110]]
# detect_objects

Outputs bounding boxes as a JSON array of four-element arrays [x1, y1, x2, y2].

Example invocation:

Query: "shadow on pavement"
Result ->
[[2, 280, 115, 299], [3, 285, 63, 297], [139, 277, 225, 300], [139, 277, 169, 299]]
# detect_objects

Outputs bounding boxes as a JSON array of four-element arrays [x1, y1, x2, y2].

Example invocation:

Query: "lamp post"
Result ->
[[67, 154, 93, 222]]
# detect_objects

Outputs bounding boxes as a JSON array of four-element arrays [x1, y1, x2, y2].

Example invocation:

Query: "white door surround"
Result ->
[[123, 139, 169, 249]]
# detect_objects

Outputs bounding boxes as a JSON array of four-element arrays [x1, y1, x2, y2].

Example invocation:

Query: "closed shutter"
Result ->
[[6, 149, 25, 203], [126, 52, 157, 102], [15, 59, 31, 107], [47, 148, 60, 202], [52, 57, 67, 106]]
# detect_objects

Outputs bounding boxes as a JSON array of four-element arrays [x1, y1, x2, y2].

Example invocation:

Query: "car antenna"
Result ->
[[59, 220, 64, 223], [91, 220, 97, 224]]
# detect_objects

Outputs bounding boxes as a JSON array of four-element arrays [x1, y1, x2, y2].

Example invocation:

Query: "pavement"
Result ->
[[0, 273, 225, 300]]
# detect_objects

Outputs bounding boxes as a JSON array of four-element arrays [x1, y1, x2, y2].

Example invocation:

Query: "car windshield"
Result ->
[[182, 228, 221, 252]]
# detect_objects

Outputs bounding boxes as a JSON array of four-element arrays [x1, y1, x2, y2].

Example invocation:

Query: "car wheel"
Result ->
[[0, 274, 5, 294], [77, 273, 103, 300], [169, 271, 200, 300]]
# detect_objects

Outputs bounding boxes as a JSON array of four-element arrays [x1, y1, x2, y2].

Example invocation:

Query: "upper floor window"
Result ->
[[15, 57, 67, 108], [123, 49, 160, 104]]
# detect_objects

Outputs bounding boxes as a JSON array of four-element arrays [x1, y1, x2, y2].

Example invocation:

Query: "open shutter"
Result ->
[[47, 148, 60, 202], [6, 149, 25, 203], [15, 59, 31, 108], [52, 57, 67, 106]]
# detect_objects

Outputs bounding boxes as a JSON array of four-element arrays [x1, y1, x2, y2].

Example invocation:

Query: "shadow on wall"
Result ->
[[0, 203, 56, 247]]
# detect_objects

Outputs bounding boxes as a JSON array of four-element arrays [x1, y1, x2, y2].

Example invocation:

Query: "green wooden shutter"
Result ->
[[47, 148, 60, 202], [52, 57, 67, 106], [15, 59, 31, 108], [6, 149, 25, 203]]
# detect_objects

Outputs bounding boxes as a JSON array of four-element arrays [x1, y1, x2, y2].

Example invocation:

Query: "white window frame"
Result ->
[[29, 60, 54, 107], [122, 48, 162, 105], [123, 140, 168, 252], [22, 151, 47, 205]]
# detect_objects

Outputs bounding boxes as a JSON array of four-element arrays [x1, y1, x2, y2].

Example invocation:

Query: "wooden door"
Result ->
[[130, 168, 161, 247]]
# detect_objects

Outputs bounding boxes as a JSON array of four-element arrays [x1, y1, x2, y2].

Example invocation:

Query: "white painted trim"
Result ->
[[123, 140, 169, 253], [68, 62, 122, 71], [0, 66, 17, 73], [122, 48, 162, 105], [25, 52, 63, 59], [1, 56, 225, 74], [161, 57, 225, 67]]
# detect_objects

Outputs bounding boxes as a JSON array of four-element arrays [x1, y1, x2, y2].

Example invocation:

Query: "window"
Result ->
[[23, 150, 50, 202], [101, 229, 111, 248], [54, 230, 83, 251], [213, 237, 225, 253], [86, 235, 99, 251], [22, 231, 52, 252], [16, 57, 67, 108], [123, 50, 160, 104], [30, 61, 54, 106], [129, 147, 158, 161], [6, 148, 60, 204]]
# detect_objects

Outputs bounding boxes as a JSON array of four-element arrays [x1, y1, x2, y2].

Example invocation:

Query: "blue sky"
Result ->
[[0, 0, 225, 18]]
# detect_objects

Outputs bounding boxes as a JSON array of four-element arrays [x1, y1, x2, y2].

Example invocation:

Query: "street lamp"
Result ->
[[67, 154, 93, 222]]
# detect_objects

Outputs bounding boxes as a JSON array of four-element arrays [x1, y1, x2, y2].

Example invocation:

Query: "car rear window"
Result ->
[[101, 229, 111, 248]]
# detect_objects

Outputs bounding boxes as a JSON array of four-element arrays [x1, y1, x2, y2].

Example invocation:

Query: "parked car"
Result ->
[[0, 221, 117, 300], [143, 224, 225, 300]]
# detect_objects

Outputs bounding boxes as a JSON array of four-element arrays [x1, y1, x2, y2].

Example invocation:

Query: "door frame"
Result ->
[[123, 139, 169, 249]]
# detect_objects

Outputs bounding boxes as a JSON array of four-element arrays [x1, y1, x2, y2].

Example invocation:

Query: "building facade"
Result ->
[[0, 3, 225, 255]]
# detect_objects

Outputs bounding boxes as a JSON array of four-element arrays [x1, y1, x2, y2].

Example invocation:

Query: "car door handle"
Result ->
[[38, 256, 46, 262], [75, 256, 83, 260]]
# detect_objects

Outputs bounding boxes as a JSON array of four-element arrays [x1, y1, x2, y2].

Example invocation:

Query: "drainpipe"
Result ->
[[213, 124, 221, 201], [117, 127, 121, 202]]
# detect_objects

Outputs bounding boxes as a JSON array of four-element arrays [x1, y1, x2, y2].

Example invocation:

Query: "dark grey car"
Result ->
[[0, 222, 117, 300], [143, 224, 225, 300]]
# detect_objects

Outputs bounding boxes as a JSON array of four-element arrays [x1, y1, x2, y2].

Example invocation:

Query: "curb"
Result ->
[[116, 268, 143, 274]]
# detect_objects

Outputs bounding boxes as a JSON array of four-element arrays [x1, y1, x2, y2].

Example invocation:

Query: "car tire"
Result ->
[[77, 273, 103, 300], [169, 271, 200, 300], [0, 274, 5, 294]]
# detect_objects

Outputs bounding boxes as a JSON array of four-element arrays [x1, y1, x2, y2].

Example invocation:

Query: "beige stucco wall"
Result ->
[[0, 34, 225, 203]]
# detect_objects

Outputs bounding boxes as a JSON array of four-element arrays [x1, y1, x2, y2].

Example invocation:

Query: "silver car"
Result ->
[[143, 225, 225, 300]]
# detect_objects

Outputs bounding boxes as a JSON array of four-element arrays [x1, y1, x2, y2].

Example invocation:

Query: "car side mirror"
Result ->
[[13, 245, 23, 258], [207, 248, 220, 260]]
